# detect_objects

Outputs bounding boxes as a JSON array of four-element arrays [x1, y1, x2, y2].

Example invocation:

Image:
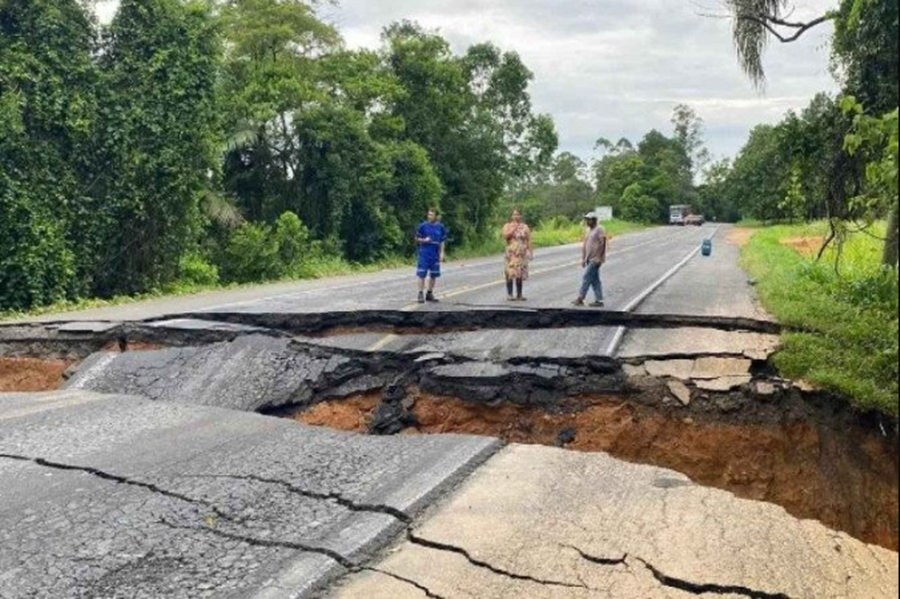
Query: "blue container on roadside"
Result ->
[[702, 239, 713, 257]]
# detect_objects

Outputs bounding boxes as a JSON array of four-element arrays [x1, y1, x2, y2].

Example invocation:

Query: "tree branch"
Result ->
[[738, 12, 836, 44]]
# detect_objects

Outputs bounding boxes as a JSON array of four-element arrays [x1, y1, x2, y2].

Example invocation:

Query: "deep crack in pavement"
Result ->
[[0, 453, 235, 522], [179, 473, 413, 524], [406, 531, 589, 590], [634, 557, 794, 599]]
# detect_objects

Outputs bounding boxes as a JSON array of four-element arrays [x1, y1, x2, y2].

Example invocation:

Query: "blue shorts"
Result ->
[[417, 255, 441, 279]]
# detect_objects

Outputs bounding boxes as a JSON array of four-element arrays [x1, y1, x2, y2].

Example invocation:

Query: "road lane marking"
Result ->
[[605, 226, 722, 357]]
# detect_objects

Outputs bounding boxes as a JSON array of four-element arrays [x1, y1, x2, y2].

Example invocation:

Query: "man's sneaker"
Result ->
[[418, 292, 426, 304], [426, 292, 440, 303], [572, 298, 585, 307], [590, 300, 605, 308]]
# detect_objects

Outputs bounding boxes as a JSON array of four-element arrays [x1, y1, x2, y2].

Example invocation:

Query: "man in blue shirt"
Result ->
[[416, 208, 447, 303]]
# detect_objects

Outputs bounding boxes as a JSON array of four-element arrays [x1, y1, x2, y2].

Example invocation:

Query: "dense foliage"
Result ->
[[1, 0, 558, 312]]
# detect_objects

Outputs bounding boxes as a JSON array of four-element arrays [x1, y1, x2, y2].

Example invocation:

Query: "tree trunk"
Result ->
[[884, 203, 900, 267]]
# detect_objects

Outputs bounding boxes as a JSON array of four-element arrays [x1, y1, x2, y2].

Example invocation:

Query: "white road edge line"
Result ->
[[604, 226, 721, 358]]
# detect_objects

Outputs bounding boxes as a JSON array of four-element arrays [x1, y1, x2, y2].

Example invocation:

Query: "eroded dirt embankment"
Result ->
[[299, 390, 900, 552], [0, 358, 73, 392]]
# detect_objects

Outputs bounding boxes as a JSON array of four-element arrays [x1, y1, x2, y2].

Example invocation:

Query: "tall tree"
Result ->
[[92, 0, 222, 295], [220, 0, 341, 223], [671, 104, 710, 179], [833, 0, 899, 115], [0, 0, 98, 310]]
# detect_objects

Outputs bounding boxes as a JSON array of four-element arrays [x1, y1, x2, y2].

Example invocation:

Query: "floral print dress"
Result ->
[[504, 223, 533, 280]]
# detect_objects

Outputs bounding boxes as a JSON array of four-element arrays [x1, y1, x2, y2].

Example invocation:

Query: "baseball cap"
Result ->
[[584, 212, 598, 220]]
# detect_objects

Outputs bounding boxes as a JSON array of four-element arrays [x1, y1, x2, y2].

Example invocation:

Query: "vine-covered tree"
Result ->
[[0, 0, 98, 310], [91, 0, 222, 296]]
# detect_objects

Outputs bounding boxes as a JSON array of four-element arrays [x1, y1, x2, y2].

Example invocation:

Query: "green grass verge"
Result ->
[[742, 222, 899, 419], [1, 221, 649, 322]]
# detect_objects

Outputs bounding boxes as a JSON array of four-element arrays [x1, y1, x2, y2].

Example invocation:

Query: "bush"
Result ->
[[275, 212, 315, 277], [218, 212, 321, 284], [219, 222, 282, 284], [177, 254, 220, 288]]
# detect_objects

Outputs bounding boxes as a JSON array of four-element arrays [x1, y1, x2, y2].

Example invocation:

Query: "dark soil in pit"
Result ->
[[0, 358, 73, 392], [298, 391, 900, 552]]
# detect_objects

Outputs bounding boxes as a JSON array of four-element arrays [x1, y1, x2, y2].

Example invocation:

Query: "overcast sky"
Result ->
[[95, 0, 838, 163]]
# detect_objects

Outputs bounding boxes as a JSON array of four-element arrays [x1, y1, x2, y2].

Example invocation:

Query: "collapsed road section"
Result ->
[[1, 311, 897, 555]]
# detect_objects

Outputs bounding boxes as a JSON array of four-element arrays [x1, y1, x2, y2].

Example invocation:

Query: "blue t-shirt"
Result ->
[[417, 222, 447, 260]]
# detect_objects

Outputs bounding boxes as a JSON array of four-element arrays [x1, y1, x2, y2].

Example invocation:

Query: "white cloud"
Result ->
[[94, 0, 839, 161]]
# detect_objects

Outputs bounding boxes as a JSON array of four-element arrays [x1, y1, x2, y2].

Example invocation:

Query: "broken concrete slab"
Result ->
[[619, 327, 780, 360], [622, 363, 647, 378], [335, 445, 899, 599], [54, 321, 122, 334], [643, 359, 695, 379], [0, 391, 500, 598], [695, 376, 753, 392], [642, 358, 752, 384], [691, 357, 753, 380], [146, 318, 270, 334], [667, 380, 692, 407]]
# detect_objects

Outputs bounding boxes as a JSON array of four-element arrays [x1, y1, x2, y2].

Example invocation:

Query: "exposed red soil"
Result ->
[[0, 358, 73, 392], [298, 392, 900, 551]]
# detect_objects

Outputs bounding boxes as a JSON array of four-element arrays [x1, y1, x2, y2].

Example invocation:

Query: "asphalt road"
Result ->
[[0, 391, 499, 598], [20, 225, 725, 360], [22, 225, 714, 322]]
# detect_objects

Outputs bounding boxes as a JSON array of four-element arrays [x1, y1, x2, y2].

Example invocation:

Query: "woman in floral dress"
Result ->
[[503, 210, 534, 301]]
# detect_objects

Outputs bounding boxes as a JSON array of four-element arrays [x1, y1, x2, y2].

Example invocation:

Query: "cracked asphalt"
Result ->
[[336, 445, 899, 599], [0, 392, 499, 598]]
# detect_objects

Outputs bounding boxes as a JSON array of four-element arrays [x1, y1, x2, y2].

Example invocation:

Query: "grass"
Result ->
[[1, 220, 649, 322], [741, 221, 899, 419]]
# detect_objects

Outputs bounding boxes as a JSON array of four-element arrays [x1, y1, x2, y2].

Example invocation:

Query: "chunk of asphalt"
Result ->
[[64, 336, 360, 413], [369, 385, 419, 436], [696, 376, 753, 392], [690, 357, 753, 380]]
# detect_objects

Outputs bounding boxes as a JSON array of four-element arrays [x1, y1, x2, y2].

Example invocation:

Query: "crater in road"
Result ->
[[0, 311, 897, 552]]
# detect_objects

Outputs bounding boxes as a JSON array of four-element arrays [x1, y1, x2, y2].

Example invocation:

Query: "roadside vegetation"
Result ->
[[743, 223, 899, 419], [1, 0, 713, 316]]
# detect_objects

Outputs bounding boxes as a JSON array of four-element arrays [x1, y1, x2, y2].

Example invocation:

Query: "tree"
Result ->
[[0, 0, 98, 310], [91, 0, 222, 295], [619, 183, 659, 223], [671, 104, 711, 179], [593, 143, 644, 209], [833, 0, 899, 115], [383, 22, 556, 245], [220, 0, 341, 223], [726, 125, 789, 221], [697, 158, 740, 222], [844, 100, 899, 266]]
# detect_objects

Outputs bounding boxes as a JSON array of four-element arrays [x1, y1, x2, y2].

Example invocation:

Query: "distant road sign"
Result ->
[[595, 206, 614, 221]]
